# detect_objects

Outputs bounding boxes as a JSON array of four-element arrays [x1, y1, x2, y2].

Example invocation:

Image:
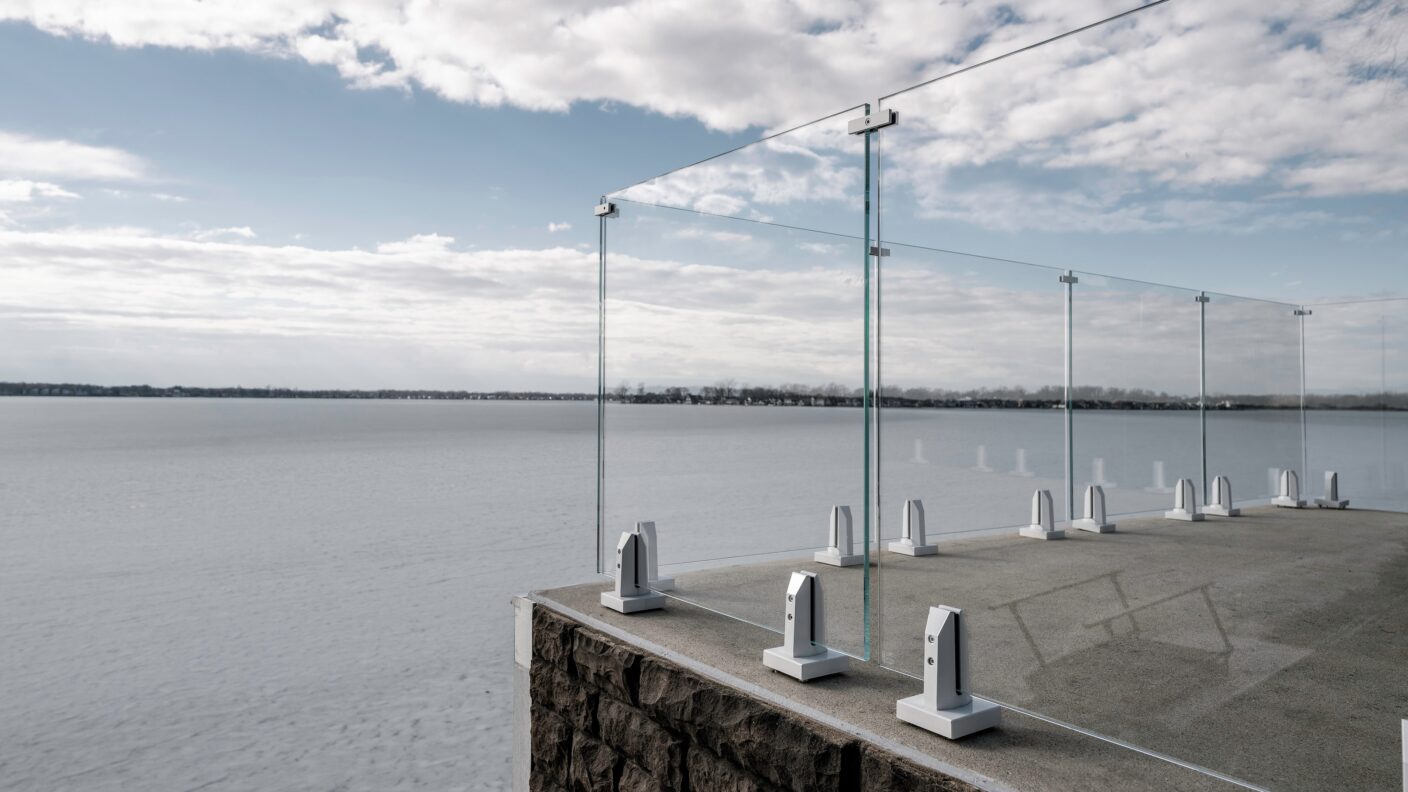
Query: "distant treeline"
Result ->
[[606, 380, 1407, 410], [4, 381, 1403, 410], [0, 382, 591, 401]]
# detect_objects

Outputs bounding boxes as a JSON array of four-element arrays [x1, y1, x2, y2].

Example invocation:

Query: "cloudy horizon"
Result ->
[[0, 0, 1404, 391]]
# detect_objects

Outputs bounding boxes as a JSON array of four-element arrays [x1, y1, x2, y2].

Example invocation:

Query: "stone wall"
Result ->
[[528, 604, 978, 792]]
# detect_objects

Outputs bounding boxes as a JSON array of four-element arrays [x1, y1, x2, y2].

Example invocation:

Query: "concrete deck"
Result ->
[[539, 506, 1408, 791]]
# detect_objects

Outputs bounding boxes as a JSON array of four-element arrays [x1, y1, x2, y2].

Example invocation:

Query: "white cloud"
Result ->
[[4, 2, 1404, 238], [547, 222, 571, 233], [672, 227, 754, 244], [0, 219, 1381, 394], [375, 232, 454, 254], [0, 130, 146, 181], [101, 188, 189, 203], [0, 2, 1195, 133], [191, 226, 256, 241], [0, 227, 598, 389], [0, 180, 80, 202]]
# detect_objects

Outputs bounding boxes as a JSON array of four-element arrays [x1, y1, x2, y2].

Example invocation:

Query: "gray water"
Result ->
[[2, 399, 1404, 791]]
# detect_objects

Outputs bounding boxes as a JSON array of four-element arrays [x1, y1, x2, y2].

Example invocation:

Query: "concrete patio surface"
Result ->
[[539, 505, 1408, 790]]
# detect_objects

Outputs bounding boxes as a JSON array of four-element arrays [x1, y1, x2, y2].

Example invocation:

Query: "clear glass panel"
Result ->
[[598, 110, 870, 656], [610, 105, 865, 236], [1204, 293, 1302, 502], [1306, 299, 1408, 511], [876, 246, 1067, 541], [874, 1, 1407, 788], [1070, 273, 1203, 516]]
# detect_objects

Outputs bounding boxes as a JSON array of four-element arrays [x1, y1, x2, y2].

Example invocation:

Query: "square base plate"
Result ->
[[1273, 497, 1306, 508], [896, 695, 1002, 739], [762, 647, 849, 681], [1203, 505, 1240, 517], [1072, 519, 1116, 533], [1314, 499, 1349, 509], [1164, 510, 1204, 522], [887, 541, 938, 556], [1019, 526, 1065, 540], [814, 551, 864, 567], [600, 590, 666, 614]]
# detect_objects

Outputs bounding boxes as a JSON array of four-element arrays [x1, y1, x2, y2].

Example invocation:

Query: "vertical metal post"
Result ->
[[1064, 271, 1075, 523], [1298, 307, 1309, 482], [596, 205, 608, 575], [862, 103, 874, 662], [1198, 292, 1209, 500]]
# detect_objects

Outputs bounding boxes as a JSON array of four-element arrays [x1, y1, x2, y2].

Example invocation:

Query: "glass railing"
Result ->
[[599, 108, 874, 658], [597, 0, 1405, 787], [1305, 298, 1408, 512]]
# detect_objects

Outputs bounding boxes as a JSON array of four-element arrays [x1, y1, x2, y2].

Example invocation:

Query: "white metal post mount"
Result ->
[[814, 505, 863, 567], [1072, 484, 1116, 533], [633, 521, 674, 591], [1020, 489, 1064, 540], [600, 531, 666, 614], [896, 606, 1001, 739], [1314, 471, 1349, 509], [1165, 478, 1205, 521], [1204, 475, 1240, 517], [762, 571, 849, 681], [889, 499, 938, 556], [1273, 469, 1307, 508]]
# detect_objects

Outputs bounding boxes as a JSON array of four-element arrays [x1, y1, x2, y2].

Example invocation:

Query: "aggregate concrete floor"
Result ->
[[538, 506, 1408, 791]]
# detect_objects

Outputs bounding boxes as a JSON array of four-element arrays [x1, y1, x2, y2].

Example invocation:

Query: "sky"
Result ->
[[0, 0, 1404, 392]]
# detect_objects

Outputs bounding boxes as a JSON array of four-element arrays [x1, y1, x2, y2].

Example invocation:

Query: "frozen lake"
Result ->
[[1, 399, 1403, 790]]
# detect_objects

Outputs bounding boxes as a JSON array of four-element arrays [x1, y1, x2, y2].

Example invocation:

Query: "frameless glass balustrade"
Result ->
[[598, 108, 874, 657], [598, 0, 1406, 786]]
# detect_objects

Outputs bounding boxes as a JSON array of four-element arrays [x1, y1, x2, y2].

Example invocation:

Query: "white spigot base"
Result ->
[[649, 577, 676, 592], [888, 540, 938, 556], [896, 694, 1001, 740], [1314, 498, 1349, 509], [762, 647, 849, 681], [1272, 496, 1306, 509], [600, 590, 666, 614], [1071, 518, 1116, 533], [1019, 525, 1065, 540], [1203, 505, 1241, 517], [1164, 509, 1204, 522], [814, 551, 864, 567]]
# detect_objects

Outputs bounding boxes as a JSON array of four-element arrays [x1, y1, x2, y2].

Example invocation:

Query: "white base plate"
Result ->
[[649, 577, 675, 592], [1164, 510, 1204, 522], [814, 551, 864, 567], [887, 541, 938, 556], [762, 647, 849, 681], [600, 590, 666, 614], [1314, 499, 1349, 509], [1019, 526, 1065, 540], [1071, 519, 1116, 533], [896, 695, 1001, 739], [1203, 505, 1240, 517], [1273, 497, 1306, 508]]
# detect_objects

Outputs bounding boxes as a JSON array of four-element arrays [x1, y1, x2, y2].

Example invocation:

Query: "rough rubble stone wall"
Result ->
[[529, 604, 979, 792]]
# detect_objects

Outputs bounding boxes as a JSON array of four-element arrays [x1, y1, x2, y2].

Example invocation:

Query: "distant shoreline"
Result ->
[[2, 382, 1402, 411]]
